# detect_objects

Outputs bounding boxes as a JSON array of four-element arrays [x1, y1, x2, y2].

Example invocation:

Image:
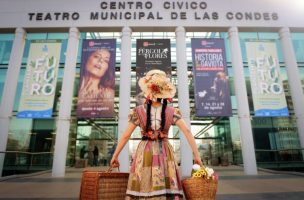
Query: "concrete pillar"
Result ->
[[175, 26, 193, 177], [279, 27, 304, 155], [0, 28, 26, 177], [228, 27, 258, 175], [52, 27, 80, 177], [117, 26, 132, 172]]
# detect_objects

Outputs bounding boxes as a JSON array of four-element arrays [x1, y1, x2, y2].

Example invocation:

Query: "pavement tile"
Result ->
[[0, 165, 303, 200]]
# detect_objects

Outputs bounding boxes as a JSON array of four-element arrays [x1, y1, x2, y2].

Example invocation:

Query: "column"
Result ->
[[279, 27, 304, 154], [0, 28, 26, 177], [117, 26, 132, 172], [52, 27, 80, 177], [175, 26, 193, 177], [228, 27, 258, 175]]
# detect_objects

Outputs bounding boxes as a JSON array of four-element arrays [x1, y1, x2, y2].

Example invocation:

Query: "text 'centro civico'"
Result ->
[[27, 1, 279, 22]]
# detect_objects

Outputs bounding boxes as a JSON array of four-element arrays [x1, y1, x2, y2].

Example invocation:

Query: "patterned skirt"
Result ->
[[126, 140, 183, 200]]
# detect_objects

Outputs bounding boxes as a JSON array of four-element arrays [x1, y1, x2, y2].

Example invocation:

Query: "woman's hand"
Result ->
[[194, 155, 204, 167], [110, 156, 120, 168]]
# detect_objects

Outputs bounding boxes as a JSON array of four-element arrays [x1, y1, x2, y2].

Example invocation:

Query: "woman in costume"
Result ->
[[111, 69, 203, 199]]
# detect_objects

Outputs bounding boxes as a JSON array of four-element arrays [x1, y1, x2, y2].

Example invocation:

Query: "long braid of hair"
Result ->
[[161, 99, 167, 131], [145, 100, 152, 133]]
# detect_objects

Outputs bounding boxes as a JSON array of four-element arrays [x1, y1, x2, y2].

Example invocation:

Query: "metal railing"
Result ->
[[0, 151, 53, 176], [255, 148, 304, 171]]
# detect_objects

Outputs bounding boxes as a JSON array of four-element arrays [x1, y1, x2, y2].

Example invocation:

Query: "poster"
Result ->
[[245, 40, 289, 116], [77, 39, 116, 118], [17, 40, 61, 118], [191, 38, 232, 116], [136, 39, 172, 104]]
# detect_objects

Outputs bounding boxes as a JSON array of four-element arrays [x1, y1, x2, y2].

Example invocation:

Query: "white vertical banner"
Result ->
[[245, 39, 288, 116], [17, 40, 61, 118]]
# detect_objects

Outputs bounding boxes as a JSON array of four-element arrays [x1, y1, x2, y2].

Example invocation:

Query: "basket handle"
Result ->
[[106, 166, 120, 173]]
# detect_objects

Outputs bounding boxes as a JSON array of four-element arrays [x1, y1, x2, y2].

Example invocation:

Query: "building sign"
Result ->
[[27, 1, 279, 22], [77, 39, 116, 118], [245, 39, 289, 117], [3, 0, 303, 28], [17, 40, 61, 118], [136, 39, 172, 105], [192, 38, 232, 116]]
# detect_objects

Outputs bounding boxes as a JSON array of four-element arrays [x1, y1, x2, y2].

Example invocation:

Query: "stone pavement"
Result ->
[[0, 165, 304, 200]]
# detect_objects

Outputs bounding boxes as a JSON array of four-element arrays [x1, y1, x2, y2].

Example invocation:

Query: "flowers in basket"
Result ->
[[182, 164, 218, 199], [191, 164, 218, 181]]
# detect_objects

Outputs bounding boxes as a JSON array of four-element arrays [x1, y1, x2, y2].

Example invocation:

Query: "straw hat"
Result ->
[[138, 69, 176, 102]]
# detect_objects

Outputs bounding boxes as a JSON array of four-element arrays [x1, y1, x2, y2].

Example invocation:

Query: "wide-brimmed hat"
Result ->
[[138, 69, 176, 102]]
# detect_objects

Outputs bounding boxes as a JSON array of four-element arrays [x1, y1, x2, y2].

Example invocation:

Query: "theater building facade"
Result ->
[[0, 0, 304, 177]]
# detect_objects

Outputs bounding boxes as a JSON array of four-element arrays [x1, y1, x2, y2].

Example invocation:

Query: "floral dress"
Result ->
[[125, 104, 183, 200]]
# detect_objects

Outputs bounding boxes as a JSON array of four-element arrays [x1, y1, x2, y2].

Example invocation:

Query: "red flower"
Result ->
[[159, 131, 166, 139], [150, 83, 160, 93], [147, 130, 153, 136], [144, 130, 156, 140]]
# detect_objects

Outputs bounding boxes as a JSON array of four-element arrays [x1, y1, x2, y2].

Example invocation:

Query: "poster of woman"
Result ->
[[76, 39, 116, 118]]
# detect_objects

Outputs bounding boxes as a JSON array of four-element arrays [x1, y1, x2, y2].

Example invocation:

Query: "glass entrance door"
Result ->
[[75, 119, 117, 167], [193, 117, 233, 166]]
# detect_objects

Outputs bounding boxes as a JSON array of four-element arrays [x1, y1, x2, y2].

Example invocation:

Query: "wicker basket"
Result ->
[[79, 168, 129, 200], [182, 177, 218, 200]]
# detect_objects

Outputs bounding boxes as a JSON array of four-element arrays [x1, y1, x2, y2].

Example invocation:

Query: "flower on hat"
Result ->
[[150, 83, 161, 93], [138, 69, 176, 102]]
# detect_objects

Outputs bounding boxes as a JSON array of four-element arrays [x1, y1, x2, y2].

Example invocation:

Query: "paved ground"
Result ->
[[0, 165, 304, 200]]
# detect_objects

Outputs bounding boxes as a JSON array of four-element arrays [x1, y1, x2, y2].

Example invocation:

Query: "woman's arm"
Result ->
[[175, 118, 203, 166], [110, 122, 137, 167]]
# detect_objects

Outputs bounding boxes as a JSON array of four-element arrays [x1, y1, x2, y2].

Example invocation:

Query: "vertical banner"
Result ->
[[191, 38, 232, 116], [245, 39, 289, 116], [77, 39, 116, 118], [136, 39, 172, 104], [17, 40, 61, 118]]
